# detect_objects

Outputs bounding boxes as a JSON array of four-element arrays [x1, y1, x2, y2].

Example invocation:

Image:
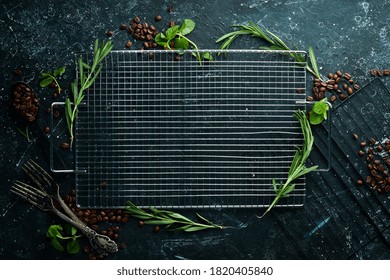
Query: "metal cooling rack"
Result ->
[[73, 49, 307, 209]]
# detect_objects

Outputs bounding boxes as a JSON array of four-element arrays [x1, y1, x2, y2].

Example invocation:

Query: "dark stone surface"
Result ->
[[1, 0, 390, 260]]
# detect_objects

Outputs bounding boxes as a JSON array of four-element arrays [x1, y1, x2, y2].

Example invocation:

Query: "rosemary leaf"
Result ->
[[308, 46, 320, 79], [125, 201, 224, 232], [259, 110, 318, 218]]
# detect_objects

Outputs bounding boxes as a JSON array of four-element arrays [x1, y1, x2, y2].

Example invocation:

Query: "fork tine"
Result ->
[[11, 181, 50, 211], [23, 160, 53, 190]]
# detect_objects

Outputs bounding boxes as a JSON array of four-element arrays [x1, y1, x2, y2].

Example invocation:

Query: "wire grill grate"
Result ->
[[74, 50, 307, 208]]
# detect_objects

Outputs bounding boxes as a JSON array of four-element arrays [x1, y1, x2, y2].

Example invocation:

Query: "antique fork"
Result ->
[[12, 160, 118, 256]]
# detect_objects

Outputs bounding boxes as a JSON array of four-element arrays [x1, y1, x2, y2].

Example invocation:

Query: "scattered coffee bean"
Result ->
[[14, 68, 22, 76], [106, 31, 113, 37], [336, 70, 342, 76], [154, 15, 162, 21], [125, 40, 133, 48], [384, 70, 390, 75], [133, 16, 141, 23], [43, 126, 50, 134], [370, 69, 377, 76], [120, 23, 127, 30], [339, 93, 347, 100], [357, 179, 363, 186], [138, 220, 144, 227], [353, 133, 359, 140], [169, 21, 175, 27], [61, 142, 70, 150], [358, 150, 365, 157], [378, 69, 383, 77], [153, 225, 160, 233], [330, 95, 337, 103], [53, 110, 60, 119], [347, 87, 353, 95]]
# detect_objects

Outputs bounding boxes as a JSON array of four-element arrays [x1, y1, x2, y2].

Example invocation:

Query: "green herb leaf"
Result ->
[[179, 19, 195, 35], [312, 101, 328, 115], [308, 46, 320, 79], [40, 72, 51, 78], [166, 25, 180, 41], [202, 52, 213, 61], [174, 37, 189, 51], [155, 33, 168, 47], [50, 238, 64, 252], [53, 67, 65, 76], [47, 225, 63, 238], [309, 98, 331, 125], [66, 240, 80, 254], [39, 77, 54, 88], [125, 201, 224, 232], [260, 110, 318, 218]]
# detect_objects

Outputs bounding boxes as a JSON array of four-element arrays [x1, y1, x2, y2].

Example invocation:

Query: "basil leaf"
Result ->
[[166, 25, 180, 41], [174, 37, 189, 50], [66, 240, 80, 254], [50, 238, 64, 252], [39, 77, 54, 88], [179, 19, 195, 35], [309, 112, 323, 125], [47, 225, 63, 238], [312, 101, 327, 115]]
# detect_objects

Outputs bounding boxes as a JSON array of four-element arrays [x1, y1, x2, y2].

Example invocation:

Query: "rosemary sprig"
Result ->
[[65, 39, 113, 147], [259, 110, 318, 218], [125, 201, 224, 232], [216, 22, 322, 80]]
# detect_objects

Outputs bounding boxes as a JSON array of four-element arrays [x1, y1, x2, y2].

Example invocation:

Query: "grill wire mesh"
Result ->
[[74, 50, 307, 209]]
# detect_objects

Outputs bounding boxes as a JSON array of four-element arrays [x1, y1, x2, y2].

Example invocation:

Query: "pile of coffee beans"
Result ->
[[355, 135, 390, 193], [370, 68, 390, 77], [310, 71, 360, 102], [11, 82, 39, 122], [62, 189, 128, 259], [106, 16, 160, 49]]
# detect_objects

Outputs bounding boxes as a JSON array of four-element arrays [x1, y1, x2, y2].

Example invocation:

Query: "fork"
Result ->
[[12, 160, 118, 256]]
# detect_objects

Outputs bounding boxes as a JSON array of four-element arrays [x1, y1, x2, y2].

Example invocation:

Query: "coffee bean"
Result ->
[[153, 225, 160, 233], [306, 96, 314, 101], [326, 84, 334, 90], [121, 217, 129, 223], [120, 23, 127, 30], [152, 42, 157, 48], [106, 31, 113, 37], [14, 68, 22, 76], [357, 179, 363, 186], [358, 150, 365, 157], [378, 69, 383, 77], [336, 70, 342, 77], [133, 16, 141, 23], [343, 83, 348, 90], [360, 141, 366, 148], [89, 217, 97, 224], [344, 73, 352, 80], [113, 226, 120, 232], [327, 73, 333, 79], [320, 86, 326, 92], [125, 40, 132, 48], [110, 215, 116, 221], [330, 95, 337, 103], [83, 245, 90, 254], [169, 21, 175, 27], [328, 79, 336, 85], [370, 138, 376, 145], [146, 34, 152, 41], [143, 42, 149, 49], [295, 88, 304, 94], [347, 87, 353, 95], [339, 93, 347, 100], [53, 110, 60, 118], [374, 159, 380, 166], [353, 84, 360, 91], [91, 224, 99, 231], [113, 233, 119, 239], [154, 15, 162, 21], [116, 215, 122, 222], [138, 220, 144, 227], [370, 69, 377, 76], [377, 145, 383, 152], [348, 79, 354, 84], [384, 69, 390, 75], [333, 84, 339, 90], [43, 126, 50, 134], [61, 142, 70, 150]]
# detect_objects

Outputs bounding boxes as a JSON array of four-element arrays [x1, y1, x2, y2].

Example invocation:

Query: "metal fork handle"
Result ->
[[51, 206, 118, 256]]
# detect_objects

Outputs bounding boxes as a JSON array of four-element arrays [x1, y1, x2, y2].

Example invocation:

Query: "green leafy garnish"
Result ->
[[16, 125, 29, 141], [65, 39, 113, 147], [125, 201, 224, 232], [155, 19, 212, 64], [260, 110, 318, 218], [309, 98, 331, 125], [216, 22, 322, 80], [46, 224, 82, 254], [39, 67, 65, 94]]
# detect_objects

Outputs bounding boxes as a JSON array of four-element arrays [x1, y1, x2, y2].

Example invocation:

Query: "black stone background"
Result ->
[[1, 0, 390, 259]]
